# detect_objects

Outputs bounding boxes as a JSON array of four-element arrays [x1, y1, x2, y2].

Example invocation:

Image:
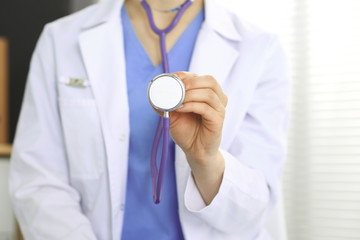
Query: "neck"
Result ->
[[145, 0, 189, 11], [124, 0, 204, 66], [126, 0, 203, 29]]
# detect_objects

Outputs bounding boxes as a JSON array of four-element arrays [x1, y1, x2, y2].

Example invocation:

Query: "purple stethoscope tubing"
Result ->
[[141, 0, 193, 73], [150, 115, 170, 204], [141, 0, 193, 204]]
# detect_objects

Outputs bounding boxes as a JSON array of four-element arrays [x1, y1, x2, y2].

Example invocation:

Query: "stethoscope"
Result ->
[[141, 0, 194, 204]]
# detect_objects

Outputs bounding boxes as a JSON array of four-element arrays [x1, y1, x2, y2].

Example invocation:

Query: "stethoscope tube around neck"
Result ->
[[141, 0, 193, 204], [141, 0, 193, 73]]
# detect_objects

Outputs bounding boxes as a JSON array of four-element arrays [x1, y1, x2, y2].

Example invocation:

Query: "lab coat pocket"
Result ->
[[58, 98, 105, 179], [57, 76, 94, 99]]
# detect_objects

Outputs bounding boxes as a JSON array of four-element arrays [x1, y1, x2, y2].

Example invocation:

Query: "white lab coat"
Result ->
[[9, 0, 289, 239]]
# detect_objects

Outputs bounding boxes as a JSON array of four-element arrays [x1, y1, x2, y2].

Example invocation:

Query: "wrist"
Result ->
[[190, 151, 224, 178], [189, 151, 225, 205]]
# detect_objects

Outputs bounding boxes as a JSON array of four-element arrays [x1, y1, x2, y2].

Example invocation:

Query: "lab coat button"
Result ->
[[120, 204, 125, 211], [119, 135, 126, 142]]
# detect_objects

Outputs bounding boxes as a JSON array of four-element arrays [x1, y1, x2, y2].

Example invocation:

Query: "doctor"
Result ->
[[9, 0, 289, 239]]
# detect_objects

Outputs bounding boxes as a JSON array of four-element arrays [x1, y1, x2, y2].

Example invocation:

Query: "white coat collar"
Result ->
[[81, 0, 242, 42], [81, 0, 124, 29], [203, 0, 242, 41]]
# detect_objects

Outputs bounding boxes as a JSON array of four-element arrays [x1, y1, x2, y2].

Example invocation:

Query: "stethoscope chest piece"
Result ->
[[148, 73, 185, 112], [147, 73, 185, 204]]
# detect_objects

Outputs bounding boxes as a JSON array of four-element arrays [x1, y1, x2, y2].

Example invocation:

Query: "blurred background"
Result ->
[[1, 0, 359, 239]]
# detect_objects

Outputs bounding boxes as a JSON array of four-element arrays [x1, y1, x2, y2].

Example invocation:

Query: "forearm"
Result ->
[[12, 186, 97, 240], [188, 150, 225, 205], [183, 149, 272, 234]]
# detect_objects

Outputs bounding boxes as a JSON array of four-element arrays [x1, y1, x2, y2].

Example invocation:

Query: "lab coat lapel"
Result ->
[[189, 0, 241, 85], [79, 0, 129, 238], [188, 29, 239, 86], [176, 0, 242, 191]]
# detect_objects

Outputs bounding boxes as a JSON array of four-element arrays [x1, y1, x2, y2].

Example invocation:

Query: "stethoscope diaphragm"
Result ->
[[147, 73, 185, 112]]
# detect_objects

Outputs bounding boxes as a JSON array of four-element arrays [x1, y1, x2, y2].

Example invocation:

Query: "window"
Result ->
[[223, 0, 360, 239]]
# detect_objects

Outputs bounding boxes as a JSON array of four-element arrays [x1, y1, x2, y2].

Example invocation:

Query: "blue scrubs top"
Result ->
[[120, 5, 204, 240]]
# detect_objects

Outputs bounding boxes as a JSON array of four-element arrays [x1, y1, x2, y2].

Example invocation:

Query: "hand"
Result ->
[[169, 71, 228, 204]]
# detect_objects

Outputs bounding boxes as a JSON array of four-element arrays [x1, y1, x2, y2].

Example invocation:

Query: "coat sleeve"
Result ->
[[183, 36, 290, 235], [9, 25, 97, 240]]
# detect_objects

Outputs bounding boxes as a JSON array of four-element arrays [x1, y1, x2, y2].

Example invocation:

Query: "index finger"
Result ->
[[173, 71, 227, 106]]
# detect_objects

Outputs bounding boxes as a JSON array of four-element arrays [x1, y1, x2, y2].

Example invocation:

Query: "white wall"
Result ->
[[0, 158, 15, 240]]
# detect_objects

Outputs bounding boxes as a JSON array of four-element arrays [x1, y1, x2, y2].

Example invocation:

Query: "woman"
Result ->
[[9, 0, 289, 239]]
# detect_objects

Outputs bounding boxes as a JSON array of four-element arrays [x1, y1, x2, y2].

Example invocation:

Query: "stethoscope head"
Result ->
[[147, 73, 186, 113]]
